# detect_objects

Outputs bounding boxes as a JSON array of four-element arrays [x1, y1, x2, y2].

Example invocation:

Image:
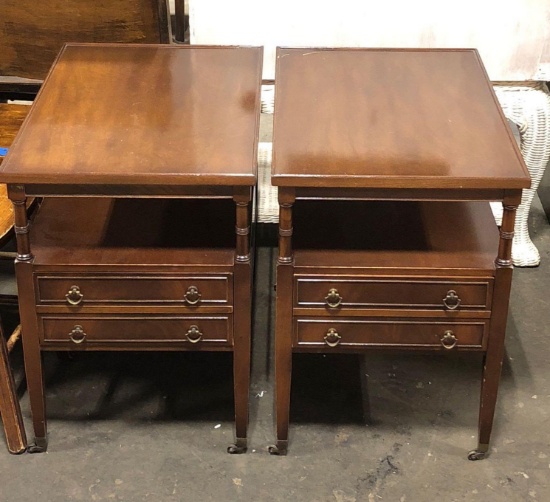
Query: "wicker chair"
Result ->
[[492, 83, 550, 266], [0, 332, 26, 454], [0, 253, 26, 454]]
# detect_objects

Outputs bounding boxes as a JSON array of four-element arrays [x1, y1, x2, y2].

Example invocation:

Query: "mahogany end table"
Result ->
[[270, 48, 530, 459], [0, 43, 262, 453]]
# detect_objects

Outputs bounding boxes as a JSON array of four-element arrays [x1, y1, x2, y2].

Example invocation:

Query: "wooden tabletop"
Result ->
[[272, 48, 530, 190], [0, 44, 263, 186]]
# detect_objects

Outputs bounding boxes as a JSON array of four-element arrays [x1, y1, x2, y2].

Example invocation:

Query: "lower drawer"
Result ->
[[35, 275, 231, 306], [295, 318, 488, 350], [40, 315, 232, 346]]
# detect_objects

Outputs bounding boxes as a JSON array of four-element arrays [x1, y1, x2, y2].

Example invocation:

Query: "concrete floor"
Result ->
[[1, 117, 550, 500]]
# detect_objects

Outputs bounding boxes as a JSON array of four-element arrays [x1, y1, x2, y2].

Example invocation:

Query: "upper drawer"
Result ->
[[35, 275, 232, 307], [295, 276, 493, 311]]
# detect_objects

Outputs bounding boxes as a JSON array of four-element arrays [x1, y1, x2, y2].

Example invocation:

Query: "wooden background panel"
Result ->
[[0, 0, 169, 80]]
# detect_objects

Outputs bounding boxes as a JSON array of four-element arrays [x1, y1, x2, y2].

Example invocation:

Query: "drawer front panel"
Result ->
[[36, 275, 232, 306], [40, 315, 232, 345], [295, 277, 492, 311], [295, 318, 487, 350]]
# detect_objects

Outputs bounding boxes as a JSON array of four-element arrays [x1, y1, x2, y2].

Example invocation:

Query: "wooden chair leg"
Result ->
[[6, 324, 21, 353], [0, 324, 27, 454]]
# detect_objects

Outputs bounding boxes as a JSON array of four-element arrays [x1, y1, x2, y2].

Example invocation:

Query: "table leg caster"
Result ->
[[268, 440, 288, 456], [467, 443, 489, 461], [27, 436, 47, 454], [227, 438, 247, 454]]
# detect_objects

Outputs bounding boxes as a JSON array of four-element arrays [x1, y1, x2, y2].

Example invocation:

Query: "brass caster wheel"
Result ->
[[227, 443, 247, 454], [467, 448, 488, 461], [268, 440, 288, 456], [227, 438, 247, 454], [27, 437, 47, 454]]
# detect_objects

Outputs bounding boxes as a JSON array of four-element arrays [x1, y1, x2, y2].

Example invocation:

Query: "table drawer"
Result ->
[[35, 275, 232, 307], [295, 318, 488, 350], [40, 315, 232, 346], [295, 277, 492, 311]]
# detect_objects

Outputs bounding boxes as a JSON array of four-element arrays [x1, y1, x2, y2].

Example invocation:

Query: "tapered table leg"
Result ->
[[469, 193, 519, 460], [229, 262, 251, 454], [9, 185, 46, 453]]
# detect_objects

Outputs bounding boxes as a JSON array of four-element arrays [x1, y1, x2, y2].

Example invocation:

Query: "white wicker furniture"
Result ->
[[257, 141, 277, 223], [493, 83, 550, 266]]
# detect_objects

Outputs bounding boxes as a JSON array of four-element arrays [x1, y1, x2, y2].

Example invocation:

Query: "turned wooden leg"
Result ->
[[469, 194, 518, 461], [269, 189, 294, 456], [228, 189, 252, 454], [0, 323, 27, 454], [9, 185, 47, 453]]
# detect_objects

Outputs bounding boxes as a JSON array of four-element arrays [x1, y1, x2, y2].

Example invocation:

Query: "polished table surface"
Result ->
[[1, 44, 263, 186], [272, 48, 530, 189]]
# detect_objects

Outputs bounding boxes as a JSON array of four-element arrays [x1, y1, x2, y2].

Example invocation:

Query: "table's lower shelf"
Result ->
[[290, 200, 497, 352], [29, 197, 240, 346], [31, 197, 237, 267], [292, 200, 499, 273]]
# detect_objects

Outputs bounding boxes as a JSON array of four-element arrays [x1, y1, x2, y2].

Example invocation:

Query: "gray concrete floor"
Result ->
[[1, 116, 550, 500]]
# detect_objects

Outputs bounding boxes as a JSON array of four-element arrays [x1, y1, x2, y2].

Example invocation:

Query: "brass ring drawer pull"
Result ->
[[183, 286, 201, 305], [324, 328, 341, 347], [69, 325, 86, 344], [440, 330, 458, 350], [186, 325, 203, 343], [66, 285, 83, 305], [443, 290, 461, 310], [325, 288, 343, 308]]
